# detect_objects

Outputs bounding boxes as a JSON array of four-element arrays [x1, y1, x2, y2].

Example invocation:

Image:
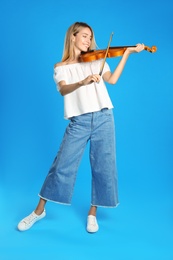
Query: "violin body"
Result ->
[[80, 45, 157, 62]]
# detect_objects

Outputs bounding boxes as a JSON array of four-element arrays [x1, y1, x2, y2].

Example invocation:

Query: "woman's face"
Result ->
[[73, 27, 92, 53]]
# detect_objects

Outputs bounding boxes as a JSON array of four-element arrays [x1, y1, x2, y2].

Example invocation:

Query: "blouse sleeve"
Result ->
[[102, 61, 110, 74], [53, 66, 67, 91]]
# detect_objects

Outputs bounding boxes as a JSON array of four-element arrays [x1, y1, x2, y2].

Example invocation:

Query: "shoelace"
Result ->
[[88, 217, 97, 226], [23, 212, 37, 224]]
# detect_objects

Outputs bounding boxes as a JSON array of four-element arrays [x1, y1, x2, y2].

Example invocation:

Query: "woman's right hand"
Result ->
[[82, 74, 101, 85]]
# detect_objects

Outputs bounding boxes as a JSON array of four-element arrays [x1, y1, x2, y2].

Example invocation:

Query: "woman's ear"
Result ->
[[72, 35, 75, 42]]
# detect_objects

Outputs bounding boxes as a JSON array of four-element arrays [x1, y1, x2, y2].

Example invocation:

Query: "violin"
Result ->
[[80, 32, 157, 75], [80, 45, 157, 62]]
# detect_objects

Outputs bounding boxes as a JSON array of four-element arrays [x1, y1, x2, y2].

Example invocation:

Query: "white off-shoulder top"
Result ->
[[53, 59, 113, 119]]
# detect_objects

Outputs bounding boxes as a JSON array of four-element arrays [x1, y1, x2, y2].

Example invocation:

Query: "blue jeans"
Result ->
[[39, 108, 119, 207]]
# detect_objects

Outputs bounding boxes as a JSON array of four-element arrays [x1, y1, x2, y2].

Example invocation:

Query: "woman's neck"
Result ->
[[67, 53, 81, 64]]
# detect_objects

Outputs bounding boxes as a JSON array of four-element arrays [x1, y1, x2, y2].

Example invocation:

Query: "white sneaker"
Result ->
[[17, 209, 46, 231], [86, 215, 99, 233]]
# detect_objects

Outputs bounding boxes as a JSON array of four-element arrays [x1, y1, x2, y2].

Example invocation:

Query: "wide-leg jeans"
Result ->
[[39, 108, 119, 207]]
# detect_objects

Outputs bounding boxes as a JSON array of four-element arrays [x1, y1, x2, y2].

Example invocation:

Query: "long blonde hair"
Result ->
[[61, 22, 96, 62]]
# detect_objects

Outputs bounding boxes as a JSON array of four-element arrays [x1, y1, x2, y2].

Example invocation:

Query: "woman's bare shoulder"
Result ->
[[54, 61, 67, 68], [54, 60, 79, 68]]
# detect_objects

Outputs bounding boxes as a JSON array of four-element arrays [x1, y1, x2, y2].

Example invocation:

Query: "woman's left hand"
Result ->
[[125, 43, 145, 54]]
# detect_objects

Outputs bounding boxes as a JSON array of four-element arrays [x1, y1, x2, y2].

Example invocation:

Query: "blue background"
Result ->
[[0, 0, 173, 259]]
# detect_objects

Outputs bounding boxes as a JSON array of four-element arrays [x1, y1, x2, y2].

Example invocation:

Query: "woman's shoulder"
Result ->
[[54, 61, 80, 69], [54, 61, 67, 68]]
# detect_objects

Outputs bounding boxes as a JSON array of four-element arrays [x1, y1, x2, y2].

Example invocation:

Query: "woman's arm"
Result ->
[[58, 74, 101, 96], [103, 44, 144, 85]]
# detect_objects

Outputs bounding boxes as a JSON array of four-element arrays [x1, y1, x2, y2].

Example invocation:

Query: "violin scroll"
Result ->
[[144, 45, 157, 53]]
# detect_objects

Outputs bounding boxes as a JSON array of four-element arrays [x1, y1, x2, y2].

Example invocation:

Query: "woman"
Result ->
[[17, 22, 144, 233]]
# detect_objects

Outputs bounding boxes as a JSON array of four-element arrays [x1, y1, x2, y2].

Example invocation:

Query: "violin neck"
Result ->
[[109, 46, 136, 49]]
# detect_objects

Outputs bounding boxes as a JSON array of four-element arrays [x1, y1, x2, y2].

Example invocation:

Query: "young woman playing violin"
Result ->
[[17, 22, 144, 233]]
